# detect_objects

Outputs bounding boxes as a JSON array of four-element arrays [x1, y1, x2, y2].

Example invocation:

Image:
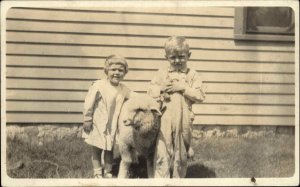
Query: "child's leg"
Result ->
[[103, 150, 113, 178], [172, 134, 188, 178], [91, 146, 103, 177], [153, 110, 173, 178]]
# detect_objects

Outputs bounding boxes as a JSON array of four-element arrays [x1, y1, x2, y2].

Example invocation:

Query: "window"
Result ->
[[234, 7, 295, 42]]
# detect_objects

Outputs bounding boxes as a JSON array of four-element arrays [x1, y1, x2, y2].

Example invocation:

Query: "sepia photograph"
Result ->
[[1, 0, 299, 186]]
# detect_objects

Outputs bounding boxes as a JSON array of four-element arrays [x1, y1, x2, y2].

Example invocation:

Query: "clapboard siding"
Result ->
[[6, 101, 295, 116], [7, 20, 234, 39], [5, 7, 295, 126], [11, 7, 235, 17], [6, 68, 295, 84], [7, 8, 234, 28], [6, 78, 295, 94], [6, 90, 295, 105], [7, 43, 294, 62], [7, 32, 295, 52], [7, 56, 295, 73]]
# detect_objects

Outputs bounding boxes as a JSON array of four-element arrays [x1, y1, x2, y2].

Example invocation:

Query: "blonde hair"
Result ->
[[104, 54, 128, 74], [164, 36, 189, 54]]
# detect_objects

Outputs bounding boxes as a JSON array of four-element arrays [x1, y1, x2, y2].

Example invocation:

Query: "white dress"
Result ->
[[82, 79, 131, 150]]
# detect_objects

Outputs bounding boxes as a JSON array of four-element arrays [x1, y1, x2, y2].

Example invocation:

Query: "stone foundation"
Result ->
[[6, 124, 83, 146], [6, 124, 295, 145], [192, 125, 294, 139]]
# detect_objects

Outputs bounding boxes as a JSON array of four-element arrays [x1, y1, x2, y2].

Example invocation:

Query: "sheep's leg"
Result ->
[[146, 158, 154, 178], [146, 152, 155, 178], [118, 160, 130, 178], [118, 143, 135, 178], [118, 142, 130, 178]]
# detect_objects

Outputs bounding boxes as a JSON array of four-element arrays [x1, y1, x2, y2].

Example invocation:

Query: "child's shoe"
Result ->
[[93, 167, 103, 178], [104, 172, 113, 178], [94, 174, 103, 178]]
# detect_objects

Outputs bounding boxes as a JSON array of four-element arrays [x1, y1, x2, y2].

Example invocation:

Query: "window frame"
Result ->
[[234, 7, 295, 42]]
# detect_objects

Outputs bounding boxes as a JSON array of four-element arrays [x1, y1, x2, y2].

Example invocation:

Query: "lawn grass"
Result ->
[[6, 134, 295, 178], [189, 134, 295, 178], [7, 137, 93, 178]]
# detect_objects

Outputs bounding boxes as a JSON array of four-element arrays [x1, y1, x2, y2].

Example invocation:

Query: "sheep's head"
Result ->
[[123, 94, 161, 136], [130, 108, 161, 136]]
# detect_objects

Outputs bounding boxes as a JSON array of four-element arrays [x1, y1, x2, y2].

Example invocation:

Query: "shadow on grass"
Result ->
[[112, 156, 148, 178], [112, 156, 216, 178], [186, 163, 216, 178]]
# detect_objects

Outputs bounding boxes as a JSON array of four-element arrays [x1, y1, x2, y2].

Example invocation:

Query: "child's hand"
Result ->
[[83, 122, 93, 133], [165, 80, 187, 93]]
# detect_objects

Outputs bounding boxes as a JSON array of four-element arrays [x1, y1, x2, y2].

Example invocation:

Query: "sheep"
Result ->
[[117, 93, 162, 178]]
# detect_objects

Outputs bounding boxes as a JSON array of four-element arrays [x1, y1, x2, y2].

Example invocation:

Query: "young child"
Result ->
[[82, 55, 131, 178], [148, 36, 206, 178]]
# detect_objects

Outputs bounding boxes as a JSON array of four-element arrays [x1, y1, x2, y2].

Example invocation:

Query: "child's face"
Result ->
[[165, 49, 191, 70], [106, 64, 126, 86]]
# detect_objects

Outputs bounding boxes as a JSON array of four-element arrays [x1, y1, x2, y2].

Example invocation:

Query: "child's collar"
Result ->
[[168, 65, 189, 73]]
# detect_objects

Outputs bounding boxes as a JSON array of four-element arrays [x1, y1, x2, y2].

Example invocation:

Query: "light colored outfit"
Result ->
[[148, 66, 205, 178], [83, 79, 131, 151]]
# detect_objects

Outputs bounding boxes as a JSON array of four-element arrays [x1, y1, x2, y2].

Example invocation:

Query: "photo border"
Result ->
[[1, 1, 299, 186]]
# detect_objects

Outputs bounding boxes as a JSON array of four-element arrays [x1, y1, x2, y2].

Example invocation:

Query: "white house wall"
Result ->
[[5, 7, 295, 126]]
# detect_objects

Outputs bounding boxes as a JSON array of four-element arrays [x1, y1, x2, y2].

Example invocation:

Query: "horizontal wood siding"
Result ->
[[6, 7, 295, 125]]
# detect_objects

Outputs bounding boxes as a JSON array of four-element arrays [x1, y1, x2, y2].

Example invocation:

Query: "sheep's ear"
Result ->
[[151, 107, 162, 116]]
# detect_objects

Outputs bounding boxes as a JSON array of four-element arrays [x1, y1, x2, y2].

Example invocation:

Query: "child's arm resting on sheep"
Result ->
[[148, 78, 163, 101], [83, 82, 101, 133], [147, 69, 166, 110]]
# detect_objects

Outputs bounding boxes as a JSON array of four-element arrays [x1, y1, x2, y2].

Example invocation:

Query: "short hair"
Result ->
[[104, 54, 128, 74], [164, 36, 190, 54]]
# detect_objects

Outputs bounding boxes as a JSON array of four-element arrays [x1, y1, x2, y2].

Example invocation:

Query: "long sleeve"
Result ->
[[183, 72, 206, 104], [83, 83, 101, 126]]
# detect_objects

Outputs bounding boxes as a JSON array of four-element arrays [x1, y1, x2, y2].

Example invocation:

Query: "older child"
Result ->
[[148, 36, 206, 178], [82, 55, 131, 178]]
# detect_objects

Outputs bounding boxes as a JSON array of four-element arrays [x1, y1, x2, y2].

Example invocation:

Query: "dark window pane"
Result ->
[[246, 7, 294, 34]]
